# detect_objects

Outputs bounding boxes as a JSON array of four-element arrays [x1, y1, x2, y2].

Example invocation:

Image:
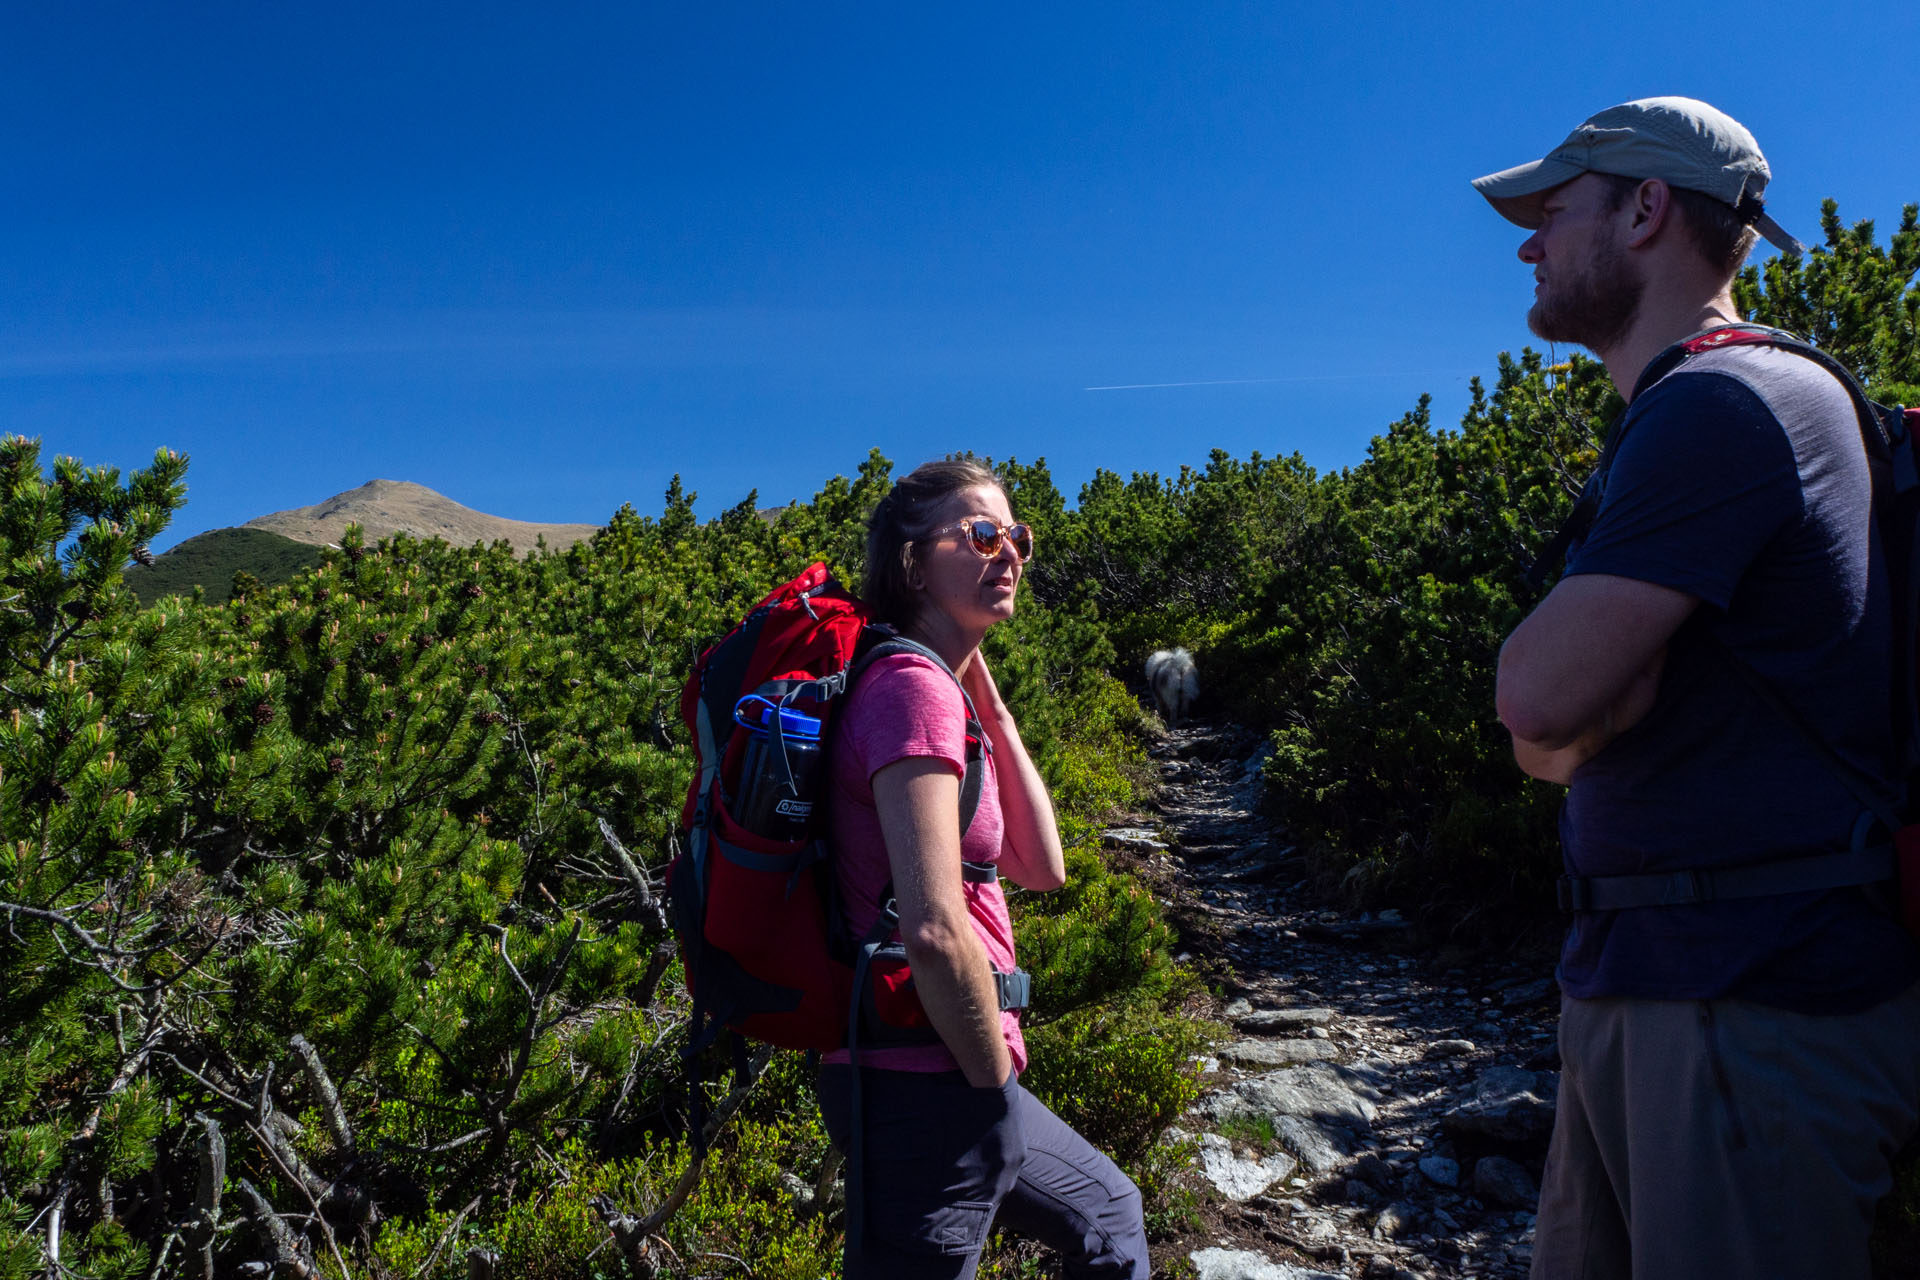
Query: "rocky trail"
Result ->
[[1119, 720, 1564, 1280]]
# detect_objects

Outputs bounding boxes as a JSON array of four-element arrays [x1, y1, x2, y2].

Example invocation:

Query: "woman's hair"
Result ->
[[862, 457, 1004, 626]]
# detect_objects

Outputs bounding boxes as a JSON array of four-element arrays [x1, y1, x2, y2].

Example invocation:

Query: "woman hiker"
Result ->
[[814, 457, 1150, 1279]]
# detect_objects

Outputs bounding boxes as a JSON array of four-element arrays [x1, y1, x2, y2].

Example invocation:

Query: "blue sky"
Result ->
[[2, 3, 1915, 550]]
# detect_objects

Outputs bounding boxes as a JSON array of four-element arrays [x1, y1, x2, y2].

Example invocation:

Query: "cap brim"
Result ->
[[1471, 156, 1589, 229], [1752, 210, 1807, 256]]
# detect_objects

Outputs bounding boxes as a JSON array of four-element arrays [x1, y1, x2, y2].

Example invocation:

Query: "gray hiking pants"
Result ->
[[817, 1065, 1149, 1280], [1531, 982, 1920, 1280]]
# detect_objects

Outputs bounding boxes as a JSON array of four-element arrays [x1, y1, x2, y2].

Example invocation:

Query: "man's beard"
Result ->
[[1527, 233, 1643, 353]]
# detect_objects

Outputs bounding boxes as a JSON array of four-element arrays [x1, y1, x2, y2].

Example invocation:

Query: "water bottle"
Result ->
[[731, 696, 824, 841]]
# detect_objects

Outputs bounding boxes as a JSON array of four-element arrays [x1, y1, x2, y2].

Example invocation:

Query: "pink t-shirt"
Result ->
[[822, 651, 1027, 1074]]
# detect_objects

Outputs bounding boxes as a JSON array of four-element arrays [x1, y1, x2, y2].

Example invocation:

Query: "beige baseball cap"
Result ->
[[1472, 96, 1806, 255]]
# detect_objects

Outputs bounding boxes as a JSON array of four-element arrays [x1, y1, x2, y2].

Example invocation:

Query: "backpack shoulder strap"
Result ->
[[849, 631, 990, 836], [1680, 327, 1920, 790], [1682, 325, 1917, 486]]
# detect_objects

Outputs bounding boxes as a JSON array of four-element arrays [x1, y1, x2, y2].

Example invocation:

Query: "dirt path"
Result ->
[[1129, 720, 1562, 1280]]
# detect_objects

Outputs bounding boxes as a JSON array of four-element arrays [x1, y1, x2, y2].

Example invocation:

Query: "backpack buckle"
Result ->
[[994, 968, 1032, 1011], [1557, 875, 1589, 912]]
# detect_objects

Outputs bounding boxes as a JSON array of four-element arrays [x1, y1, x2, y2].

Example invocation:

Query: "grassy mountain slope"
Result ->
[[125, 526, 326, 605]]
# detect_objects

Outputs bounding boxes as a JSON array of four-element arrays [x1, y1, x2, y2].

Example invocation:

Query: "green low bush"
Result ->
[[0, 441, 1193, 1277], [1020, 1004, 1218, 1170]]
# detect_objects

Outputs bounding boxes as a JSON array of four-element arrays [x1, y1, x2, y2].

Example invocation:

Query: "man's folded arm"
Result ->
[[1497, 572, 1699, 780]]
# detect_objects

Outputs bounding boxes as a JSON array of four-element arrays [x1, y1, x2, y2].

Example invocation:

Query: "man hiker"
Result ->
[[1481, 96, 1920, 1278]]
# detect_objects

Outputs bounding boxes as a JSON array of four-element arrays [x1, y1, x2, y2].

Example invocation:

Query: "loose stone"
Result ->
[[1197, 1133, 1298, 1201], [1471, 1155, 1539, 1210], [1189, 1246, 1344, 1280]]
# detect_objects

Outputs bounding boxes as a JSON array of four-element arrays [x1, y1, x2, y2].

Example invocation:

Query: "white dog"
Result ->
[[1145, 648, 1199, 728]]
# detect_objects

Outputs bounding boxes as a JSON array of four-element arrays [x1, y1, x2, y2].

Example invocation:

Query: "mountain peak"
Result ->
[[243, 481, 601, 555]]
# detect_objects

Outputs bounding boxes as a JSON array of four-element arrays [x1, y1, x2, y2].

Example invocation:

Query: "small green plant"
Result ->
[[1212, 1112, 1279, 1151], [1136, 1133, 1204, 1239]]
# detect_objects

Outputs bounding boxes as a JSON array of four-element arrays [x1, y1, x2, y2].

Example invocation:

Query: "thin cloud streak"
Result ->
[[1084, 370, 1475, 391]]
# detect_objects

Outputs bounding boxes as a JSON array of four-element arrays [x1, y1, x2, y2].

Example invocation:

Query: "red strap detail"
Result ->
[[1680, 326, 1777, 355]]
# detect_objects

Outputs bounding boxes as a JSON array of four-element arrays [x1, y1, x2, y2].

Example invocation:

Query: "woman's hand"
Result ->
[[957, 649, 1067, 893], [957, 647, 1005, 720]]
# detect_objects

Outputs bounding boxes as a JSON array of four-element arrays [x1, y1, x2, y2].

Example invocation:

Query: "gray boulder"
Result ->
[[1499, 978, 1555, 1006], [1417, 1155, 1460, 1188], [1441, 1066, 1558, 1145], [1198, 1063, 1385, 1175], [1372, 1200, 1423, 1240], [1272, 1114, 1346, 1176], [1220, 1038, 1339, 1068]]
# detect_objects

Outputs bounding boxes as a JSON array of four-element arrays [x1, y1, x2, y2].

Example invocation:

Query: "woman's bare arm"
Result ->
[[871, 756, 1012, 1088]]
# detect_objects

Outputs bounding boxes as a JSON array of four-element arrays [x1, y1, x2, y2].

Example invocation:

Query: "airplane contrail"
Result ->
[[1084, 370, 1472, 391]]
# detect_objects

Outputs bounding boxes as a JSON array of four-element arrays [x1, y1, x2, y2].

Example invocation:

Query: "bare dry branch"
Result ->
[[590, 1043, 773, 1277], [289, 1035, 354, 1162], [38, 1014, 163, 1265], [191, 1113, 226, 1280], [410, 1194, 482, 1280], [250, 1067, 327, 1204], [236, 1179, 322, 1280], [598, 818, 670, 934], [811, 1146, 845, 1219]]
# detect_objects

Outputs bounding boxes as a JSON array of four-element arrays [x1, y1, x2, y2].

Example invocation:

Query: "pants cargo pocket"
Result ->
[[881, 1198, 996, 1257]]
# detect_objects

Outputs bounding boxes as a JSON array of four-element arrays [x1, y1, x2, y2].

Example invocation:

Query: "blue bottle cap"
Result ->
[[734, 696, 823, 740]]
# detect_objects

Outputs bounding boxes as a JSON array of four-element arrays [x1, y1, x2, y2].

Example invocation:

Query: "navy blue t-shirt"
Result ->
[[1558, 339, 1920, 1013]]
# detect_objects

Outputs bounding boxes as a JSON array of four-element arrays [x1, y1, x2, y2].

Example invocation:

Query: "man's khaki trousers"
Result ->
[[1531, 983, 1920, 1280]]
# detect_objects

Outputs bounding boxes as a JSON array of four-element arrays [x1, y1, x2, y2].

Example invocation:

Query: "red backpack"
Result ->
[[665, 562, 1022, 1059]]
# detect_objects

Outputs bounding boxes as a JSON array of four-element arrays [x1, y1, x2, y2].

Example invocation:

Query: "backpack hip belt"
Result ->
[[1559, 845, 1897, 913]]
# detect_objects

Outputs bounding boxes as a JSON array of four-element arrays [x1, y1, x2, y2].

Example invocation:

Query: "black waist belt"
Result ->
[[1558, 846, 1896, 913]]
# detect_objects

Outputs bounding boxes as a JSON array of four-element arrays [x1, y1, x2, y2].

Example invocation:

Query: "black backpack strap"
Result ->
[[1559, 844, 1896, 912], [841, 884, 903, 1258], [1683, 329, 1920, 798]]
